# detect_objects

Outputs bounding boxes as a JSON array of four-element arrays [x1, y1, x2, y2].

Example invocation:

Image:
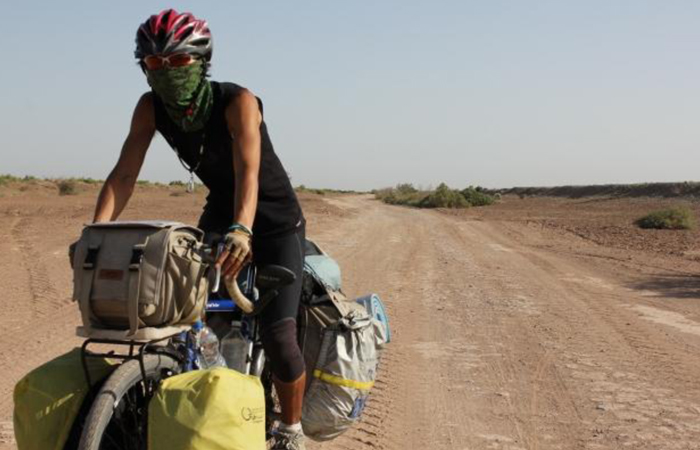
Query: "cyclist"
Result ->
[[91, 9, 308, 449]]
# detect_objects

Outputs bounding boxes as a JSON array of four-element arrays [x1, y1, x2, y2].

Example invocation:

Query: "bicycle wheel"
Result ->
[[78, 354, 179, 450]]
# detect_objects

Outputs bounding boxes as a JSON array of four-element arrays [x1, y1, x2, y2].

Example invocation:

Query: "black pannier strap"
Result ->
[[83, 246, 100, 270], [129, 245, 146, 271]]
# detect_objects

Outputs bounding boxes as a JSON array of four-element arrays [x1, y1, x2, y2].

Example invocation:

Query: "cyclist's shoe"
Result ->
[[270, 428, 306, 450]]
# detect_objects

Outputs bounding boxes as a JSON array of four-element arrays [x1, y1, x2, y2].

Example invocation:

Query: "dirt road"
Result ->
[[2, 188, 700, 449]]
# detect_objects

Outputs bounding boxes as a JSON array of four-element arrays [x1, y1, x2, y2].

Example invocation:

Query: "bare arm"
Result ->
[[215, 90, 262, 279], [93, 94, 156, 223], [225, 89, 262, 230]]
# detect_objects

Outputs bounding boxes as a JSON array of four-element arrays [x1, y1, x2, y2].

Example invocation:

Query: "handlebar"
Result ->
[[203, 242, 296, 316]]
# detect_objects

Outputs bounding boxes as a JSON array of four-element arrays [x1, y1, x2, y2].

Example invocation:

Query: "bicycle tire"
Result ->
[[78, 354, 179, 450]]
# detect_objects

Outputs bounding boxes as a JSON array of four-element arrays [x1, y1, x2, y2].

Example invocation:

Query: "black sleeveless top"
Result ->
[[153, 81, 304, 237]]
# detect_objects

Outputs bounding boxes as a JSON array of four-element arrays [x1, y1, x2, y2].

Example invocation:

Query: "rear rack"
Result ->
[[80, 334, 184, 389]]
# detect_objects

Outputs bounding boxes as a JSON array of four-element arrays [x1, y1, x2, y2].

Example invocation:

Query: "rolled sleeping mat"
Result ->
[[355, 293, 391, 343]]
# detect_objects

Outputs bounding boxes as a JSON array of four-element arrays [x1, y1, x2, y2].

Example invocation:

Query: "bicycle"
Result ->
[[73, 260, 296, 450]]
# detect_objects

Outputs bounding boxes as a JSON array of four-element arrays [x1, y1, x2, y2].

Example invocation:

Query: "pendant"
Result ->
[[187, 173, 195, 193]]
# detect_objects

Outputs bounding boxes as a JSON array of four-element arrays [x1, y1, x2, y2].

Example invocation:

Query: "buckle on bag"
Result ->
[[83, 246, 100, 270], [129, 246, 145, 271]]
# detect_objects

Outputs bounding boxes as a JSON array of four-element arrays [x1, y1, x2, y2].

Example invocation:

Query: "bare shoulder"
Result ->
[[230, 88, 259, 112], [131, 92, 156, 132], [136, 91, 154, 111], [226, 88, 262, 127]]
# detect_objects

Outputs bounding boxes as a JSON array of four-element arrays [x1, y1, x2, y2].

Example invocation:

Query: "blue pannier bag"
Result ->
[[303, 240, 342, 293]]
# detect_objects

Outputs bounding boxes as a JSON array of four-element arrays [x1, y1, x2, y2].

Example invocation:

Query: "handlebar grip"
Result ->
[[210, 243, 225, 294], [224, 275, 255, 314]]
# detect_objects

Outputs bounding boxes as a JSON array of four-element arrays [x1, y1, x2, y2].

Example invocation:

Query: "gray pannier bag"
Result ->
[[71, 221, 210, 337], [298, 240, 389, 441]]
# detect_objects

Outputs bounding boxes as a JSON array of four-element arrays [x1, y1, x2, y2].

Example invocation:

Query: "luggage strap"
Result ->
[[312, 370, 374, 391], [128, 244, 146, 336], [78, 231, 103, 333]]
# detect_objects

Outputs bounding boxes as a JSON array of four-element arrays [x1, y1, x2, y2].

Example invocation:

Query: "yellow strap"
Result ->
[[313, 370, 374, 391]]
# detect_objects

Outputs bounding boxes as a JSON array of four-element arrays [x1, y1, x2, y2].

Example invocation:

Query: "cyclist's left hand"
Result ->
[[215, 230, 252, 278]]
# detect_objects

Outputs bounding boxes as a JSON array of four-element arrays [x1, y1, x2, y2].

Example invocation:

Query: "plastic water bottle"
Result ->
[[220, 321, 249, 373], [194, 321, 226, 369]]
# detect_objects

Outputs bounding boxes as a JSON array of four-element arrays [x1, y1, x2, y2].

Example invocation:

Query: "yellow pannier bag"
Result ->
[[149, 367, 266, 450], [13, 348, 116, 450]]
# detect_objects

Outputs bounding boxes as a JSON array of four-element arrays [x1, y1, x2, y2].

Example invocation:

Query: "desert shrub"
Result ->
[[635, 208, 696, 230], [58, 180, 78, 196], [461, 187, 495, 206], [375, 186, 425, 207], [0, 174, 20, 185], [419, 183, 469, 208], [296, 186, 357, 195], [169, 180, 185, 186], [396, 183, 418, 195], [376, 182, 497, 209], [77, 177, 100, 184]]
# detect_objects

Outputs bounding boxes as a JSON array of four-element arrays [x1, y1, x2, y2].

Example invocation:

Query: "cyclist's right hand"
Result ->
[[215, 230, 252, 279]]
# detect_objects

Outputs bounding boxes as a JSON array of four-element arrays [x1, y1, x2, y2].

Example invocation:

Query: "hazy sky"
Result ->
[[1, 1, 698, 190]]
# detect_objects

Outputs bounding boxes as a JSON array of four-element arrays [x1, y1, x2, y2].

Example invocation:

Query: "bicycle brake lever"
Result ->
[[211, 242, 225, 293]]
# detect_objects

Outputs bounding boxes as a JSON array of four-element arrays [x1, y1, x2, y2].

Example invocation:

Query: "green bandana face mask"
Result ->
[[147, 60, 213, 132]]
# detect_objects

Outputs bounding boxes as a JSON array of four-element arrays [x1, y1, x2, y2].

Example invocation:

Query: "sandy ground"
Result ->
[[1, 184, 700, 449]]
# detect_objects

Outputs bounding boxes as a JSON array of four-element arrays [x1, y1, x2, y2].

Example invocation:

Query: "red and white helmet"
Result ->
[[135, 9, 212, 61]]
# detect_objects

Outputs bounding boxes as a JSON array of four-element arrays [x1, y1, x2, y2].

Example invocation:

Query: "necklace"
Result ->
[[174, 132, 206, 193]]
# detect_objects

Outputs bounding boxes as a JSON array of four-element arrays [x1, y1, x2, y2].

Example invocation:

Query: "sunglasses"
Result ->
[[143, 53, 196, 70]]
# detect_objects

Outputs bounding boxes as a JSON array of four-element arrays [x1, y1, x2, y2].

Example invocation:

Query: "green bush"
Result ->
[[396, 183, 418, 195], [374, 186, 425, 207], [376, 182, 497, 209], [0, 174, 20, 185], [58, 180, 78, 196], [419, 183, 469, 208], [461, 187, 495, 206], [76, 177, 100, 184], [296, 185, 360, 195], [635, 208, 696, 230]]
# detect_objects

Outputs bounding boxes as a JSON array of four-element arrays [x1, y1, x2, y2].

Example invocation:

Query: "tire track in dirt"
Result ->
[[0, 422, 14, 448], [0, 211, 84, 449], [424, 216, 587, 449], [462, 220, 700, 449], [305, 199, 429, 450], [9, 216, 63, 318]]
